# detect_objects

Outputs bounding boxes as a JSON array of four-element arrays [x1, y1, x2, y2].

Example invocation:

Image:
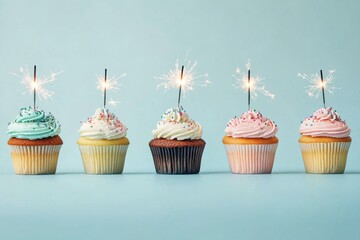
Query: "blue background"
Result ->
[[0, 0, 359, 239]]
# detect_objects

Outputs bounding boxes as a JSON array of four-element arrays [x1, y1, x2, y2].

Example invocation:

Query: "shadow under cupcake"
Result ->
[[149, 107, 206, 174]]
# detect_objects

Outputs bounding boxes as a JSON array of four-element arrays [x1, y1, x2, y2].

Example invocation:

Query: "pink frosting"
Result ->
[[299, 107, 350, 138], [225, 110, 278, 138]]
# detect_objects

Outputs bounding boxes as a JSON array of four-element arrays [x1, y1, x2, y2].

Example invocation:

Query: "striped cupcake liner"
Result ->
[[299, 141, 351, 174], [9, 145, 62, 175], [78, 145, 129, 174], [224, 144, 278, 174], [149, 146, 205, 174]]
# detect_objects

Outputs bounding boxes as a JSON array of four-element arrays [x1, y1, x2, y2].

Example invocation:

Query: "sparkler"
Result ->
[[104, 69, 107, 108], [156, 59, 210, 108], [12, 65, 61, 109], [233, 61, 274, 111], [33, 65, 36, 109], [97, 69, 126, 109], [247, 69, 250, 111], [320, 70, 326, 108], [297, 69, 337, 108], [177, 65, 184, 108]]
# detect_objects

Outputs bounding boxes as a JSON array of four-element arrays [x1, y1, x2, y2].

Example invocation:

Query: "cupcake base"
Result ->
[[223, 136, 278, 174], [8, 136, 63, 175], [77, 137, 129, 174], [78, 145, 128, 174], [9, 145, 61, 174], [149, 139, 206, 174], [299, 136, 351, 174]]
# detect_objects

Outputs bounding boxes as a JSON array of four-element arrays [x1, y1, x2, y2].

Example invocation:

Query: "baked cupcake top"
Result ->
[[225, 110, 278, 138], [152, 107, 202, 140], [8, 106, 61, 140], [299, 107, 350, 138], [79, 108, 127, 140]]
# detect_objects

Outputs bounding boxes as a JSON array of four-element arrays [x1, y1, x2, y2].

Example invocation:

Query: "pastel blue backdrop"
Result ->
[[0, 0, 359, 239]]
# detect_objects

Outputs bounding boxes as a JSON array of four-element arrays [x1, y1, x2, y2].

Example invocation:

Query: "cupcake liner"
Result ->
[[150, 146, 205, 174], [9, 145, 62, 175], [299, 141, 351, 174], [78, 145, 129, 174], [223, 144, 278, 174]]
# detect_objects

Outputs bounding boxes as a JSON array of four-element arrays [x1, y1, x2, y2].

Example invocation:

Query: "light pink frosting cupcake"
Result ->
[[225, 110, 278, 138], [299, 107, 350, 138]]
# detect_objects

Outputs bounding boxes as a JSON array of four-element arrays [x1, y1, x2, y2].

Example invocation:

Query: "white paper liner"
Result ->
[[224, 143, 278, 174], [78, 145, 128, 174], [299, 141, 351, 174], [9, 145, 62, 175]]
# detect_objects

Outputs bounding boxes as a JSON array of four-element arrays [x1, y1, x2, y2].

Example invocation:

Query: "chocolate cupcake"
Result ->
[[149, 107, 206, 174]]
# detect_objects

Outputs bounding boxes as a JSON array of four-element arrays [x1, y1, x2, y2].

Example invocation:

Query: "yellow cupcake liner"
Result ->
[[9, 145, 62, 175], [78, 145, 129, 174], [224, 143, 278, 174], [299, 141, 351, 174]]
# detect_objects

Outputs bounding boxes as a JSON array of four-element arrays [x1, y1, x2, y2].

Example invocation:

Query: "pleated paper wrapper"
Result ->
[[299, 141, 351, 174], [224, 144, 278, 174], [9, 145, 62, 175], [150, 146, 205, 174], [78, 145, 128, 174]]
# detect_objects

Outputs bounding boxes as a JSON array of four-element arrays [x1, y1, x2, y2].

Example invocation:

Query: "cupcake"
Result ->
[[299, 107, 351, 174], [7, 107, 63, 175], [149, 107, 206, 174], [222, 110, 278, 174], [77, 108, 129, 174]]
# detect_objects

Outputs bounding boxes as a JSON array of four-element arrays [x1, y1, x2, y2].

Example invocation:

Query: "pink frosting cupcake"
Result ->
[[299, 107, 351, 174], [222, 110, 279, 174]]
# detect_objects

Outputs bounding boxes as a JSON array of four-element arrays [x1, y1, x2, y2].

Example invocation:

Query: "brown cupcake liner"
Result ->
[[150, 145, 205, 174]]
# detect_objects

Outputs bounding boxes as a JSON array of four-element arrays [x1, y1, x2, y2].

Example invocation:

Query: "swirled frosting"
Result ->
[[299, 107, 350, 138], [152, 107, 202, 140], [79, 108, 127, 140], [8, 107, 61, 140], [224, 110, 278, 138]]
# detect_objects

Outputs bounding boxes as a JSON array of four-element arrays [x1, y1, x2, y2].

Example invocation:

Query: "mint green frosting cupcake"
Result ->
[[8, 107, 61, 140]]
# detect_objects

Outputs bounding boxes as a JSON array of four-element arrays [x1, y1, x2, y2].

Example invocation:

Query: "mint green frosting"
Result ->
[[8, 107, 61, 140]]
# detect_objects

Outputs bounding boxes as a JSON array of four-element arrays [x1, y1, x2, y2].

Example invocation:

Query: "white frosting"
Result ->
[[79, 108, 127, 140], [152, 107, 202, 140]]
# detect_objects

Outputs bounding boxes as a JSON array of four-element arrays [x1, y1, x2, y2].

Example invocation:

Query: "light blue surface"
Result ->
[[0, 0, 359, 239], [1, 172, 360, 240]]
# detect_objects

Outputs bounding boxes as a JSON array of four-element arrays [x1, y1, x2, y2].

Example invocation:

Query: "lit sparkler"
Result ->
[[233, 61, 275, 110], [298, 70, 337, 108], [97, 69, 126, 109], [156, 59, 210, 107], [12, 65, 62, 109]]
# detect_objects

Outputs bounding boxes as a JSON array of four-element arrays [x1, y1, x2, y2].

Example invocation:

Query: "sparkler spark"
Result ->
[[156, 59, 211, 96], [233, 61, 275, 99], [12, 65, 61, 100], [108, 98, 121, 109], [97, 71, 126, 109], [297, 70, 338, 98], [97, 72, 126, 92]]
